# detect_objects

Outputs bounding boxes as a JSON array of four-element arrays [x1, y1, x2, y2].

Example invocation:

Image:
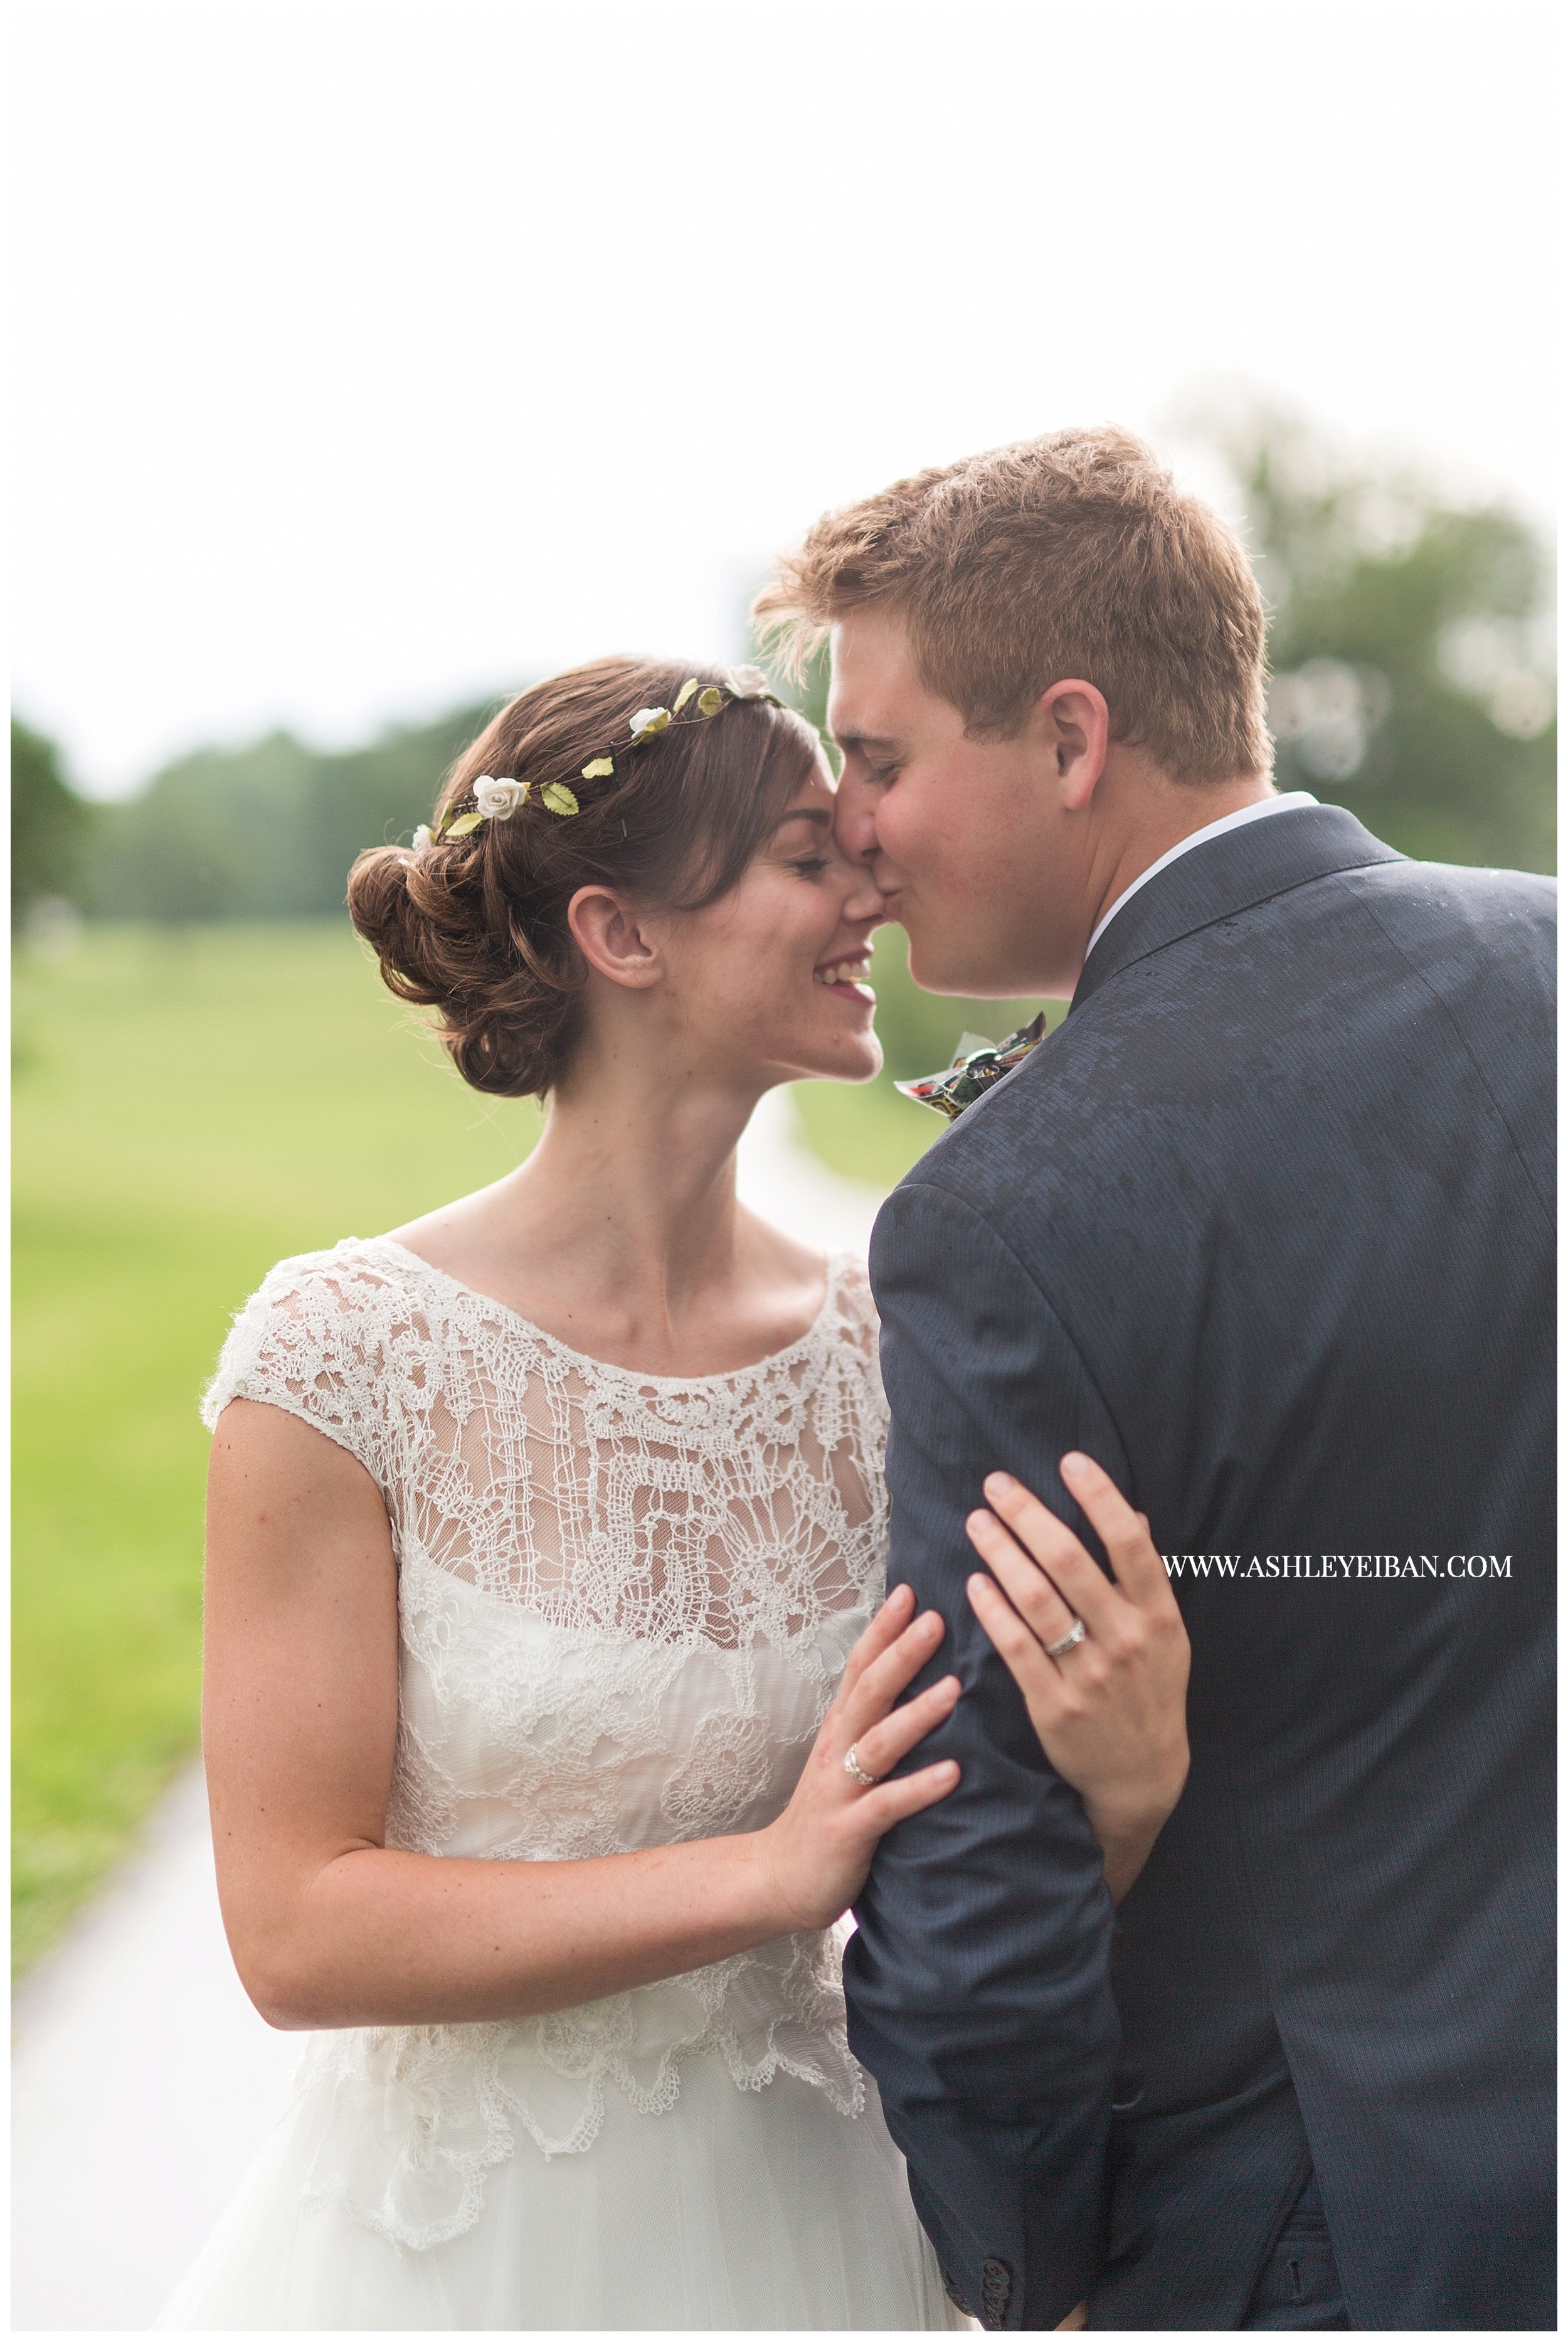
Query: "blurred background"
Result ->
[[11, 0, 1556, 2031]]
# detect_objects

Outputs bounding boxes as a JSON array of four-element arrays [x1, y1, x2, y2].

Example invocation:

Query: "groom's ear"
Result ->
[[567, 885, 664, 989], [1036, 679, 1110, 810]]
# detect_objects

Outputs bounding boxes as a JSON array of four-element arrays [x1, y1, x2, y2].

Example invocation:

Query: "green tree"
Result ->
[[11, 719, 95, 911], [1209, 407, 1555, 871], [84, 700, 506, 921]]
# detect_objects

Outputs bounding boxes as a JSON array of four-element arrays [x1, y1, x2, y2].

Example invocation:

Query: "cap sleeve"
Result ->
[[201, 1242, 404, 1490]]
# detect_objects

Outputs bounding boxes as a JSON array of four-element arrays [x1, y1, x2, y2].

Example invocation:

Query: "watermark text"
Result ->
[[1161, 1553, 1512, 1581]]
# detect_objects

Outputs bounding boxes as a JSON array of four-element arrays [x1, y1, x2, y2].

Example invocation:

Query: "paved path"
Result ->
[[11, 1767, 305, 2333], [11, 1092, 887, 2331]]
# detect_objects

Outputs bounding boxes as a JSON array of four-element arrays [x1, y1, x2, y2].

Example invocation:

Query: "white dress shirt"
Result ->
[[1083, 791, 1319, 964]]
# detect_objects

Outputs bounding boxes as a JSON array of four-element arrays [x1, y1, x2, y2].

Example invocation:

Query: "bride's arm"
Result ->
[[965, 1454, 1190, 1903], [203, 1398, 960, 2031]]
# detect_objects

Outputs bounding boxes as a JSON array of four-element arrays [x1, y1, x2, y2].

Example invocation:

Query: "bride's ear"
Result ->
[[568, 886, 664, 990]]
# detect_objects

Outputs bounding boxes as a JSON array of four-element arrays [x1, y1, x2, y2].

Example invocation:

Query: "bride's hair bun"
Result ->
[[347, 656, 820, 1099]]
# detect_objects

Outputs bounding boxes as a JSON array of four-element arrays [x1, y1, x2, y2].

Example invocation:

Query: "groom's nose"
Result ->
[[833, 768, 882, 865]]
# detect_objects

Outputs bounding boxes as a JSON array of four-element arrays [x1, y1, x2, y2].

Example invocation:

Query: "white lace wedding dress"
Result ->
[[156, 1237, 963, 2331]]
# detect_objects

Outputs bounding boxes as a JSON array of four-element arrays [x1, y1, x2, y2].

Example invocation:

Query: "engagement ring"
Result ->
[[842, 1744, 880, 1787], [1046, 1617, 1088, 1658]]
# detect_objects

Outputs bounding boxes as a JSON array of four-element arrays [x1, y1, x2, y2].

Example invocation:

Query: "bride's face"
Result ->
[[652, 759, 887, 1089]]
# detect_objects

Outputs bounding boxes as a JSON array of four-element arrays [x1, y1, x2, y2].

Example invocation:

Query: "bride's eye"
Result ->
[[789, 856, 831, 878]]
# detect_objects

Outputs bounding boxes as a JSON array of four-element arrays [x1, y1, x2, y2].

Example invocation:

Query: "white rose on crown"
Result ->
[[473, 776, 529, 819], [629, 706, 672, 742], [726, 664, 772, 700]]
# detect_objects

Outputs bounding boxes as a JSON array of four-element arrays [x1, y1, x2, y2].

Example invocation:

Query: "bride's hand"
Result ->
[[966, 1452, 1190, 1903], [758, 1585, 960, 1932]]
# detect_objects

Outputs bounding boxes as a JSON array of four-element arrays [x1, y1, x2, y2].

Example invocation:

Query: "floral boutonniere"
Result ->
[[896, 1013, 1049, 1122]]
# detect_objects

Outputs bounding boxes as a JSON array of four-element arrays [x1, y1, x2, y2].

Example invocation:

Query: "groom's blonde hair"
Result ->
[[754, 427, 1272, 784]]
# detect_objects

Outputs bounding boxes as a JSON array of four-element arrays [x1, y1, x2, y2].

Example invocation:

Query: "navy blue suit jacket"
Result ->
[[847, 807, 1555, 2330]]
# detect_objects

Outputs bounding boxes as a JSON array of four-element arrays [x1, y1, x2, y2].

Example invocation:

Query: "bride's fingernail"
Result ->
[[985, 1471, 1017, 1497], [1060, 1451, 1089, 1477]]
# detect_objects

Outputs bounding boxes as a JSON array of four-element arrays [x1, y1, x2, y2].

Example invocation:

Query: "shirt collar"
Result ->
[[1083, 792, 1319, 964]]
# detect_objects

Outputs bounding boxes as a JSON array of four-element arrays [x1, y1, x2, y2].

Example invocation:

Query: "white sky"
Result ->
[[13, 0, 1559, 797]]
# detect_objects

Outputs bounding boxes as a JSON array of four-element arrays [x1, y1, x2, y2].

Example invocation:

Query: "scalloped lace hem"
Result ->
[[290, 1935, 864, 2252]]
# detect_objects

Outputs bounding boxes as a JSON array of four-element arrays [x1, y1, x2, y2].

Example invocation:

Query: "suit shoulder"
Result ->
[[1347, 858, 1555, 1014], [1355, 855, 1555, 938]]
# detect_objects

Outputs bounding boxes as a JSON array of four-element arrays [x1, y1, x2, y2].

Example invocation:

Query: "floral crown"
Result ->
[[411, 665, 786, 853]]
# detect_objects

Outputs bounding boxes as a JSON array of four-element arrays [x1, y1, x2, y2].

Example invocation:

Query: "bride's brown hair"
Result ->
[[347, 657, 822, 1100]]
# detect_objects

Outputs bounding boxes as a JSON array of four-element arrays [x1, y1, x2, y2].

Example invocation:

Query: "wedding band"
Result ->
[[843, 1743, 880, 1787], [1046, 1617, 1088, 1658]]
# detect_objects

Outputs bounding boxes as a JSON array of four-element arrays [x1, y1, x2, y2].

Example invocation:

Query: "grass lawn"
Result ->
[[12, 922, 546, 1975], [11, 917, 1058, 1975]]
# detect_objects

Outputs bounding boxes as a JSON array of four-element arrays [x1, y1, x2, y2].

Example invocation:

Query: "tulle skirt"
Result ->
[[154, 2047, 966, 2331]]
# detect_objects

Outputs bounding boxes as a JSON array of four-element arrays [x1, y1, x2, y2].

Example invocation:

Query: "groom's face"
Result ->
[[829, 608, 1081, 996]]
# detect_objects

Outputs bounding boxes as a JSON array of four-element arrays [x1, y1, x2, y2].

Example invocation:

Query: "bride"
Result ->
[[157, 658, 1189, 2331]]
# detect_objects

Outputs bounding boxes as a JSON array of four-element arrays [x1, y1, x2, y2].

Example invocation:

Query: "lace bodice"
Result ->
[[202, 1237, 890, 2249]]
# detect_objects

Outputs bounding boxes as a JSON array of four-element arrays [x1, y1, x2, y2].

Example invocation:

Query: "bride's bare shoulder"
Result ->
[[736, 1215, 878, 1332], [733, 1206, 827, 1301]]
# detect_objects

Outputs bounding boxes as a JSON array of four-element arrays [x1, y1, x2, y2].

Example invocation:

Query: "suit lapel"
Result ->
[[1070, 806, 1405, 1014]]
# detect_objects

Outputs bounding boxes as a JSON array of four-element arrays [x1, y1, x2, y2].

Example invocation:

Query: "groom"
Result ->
[[757, 431, 1555, 2330]]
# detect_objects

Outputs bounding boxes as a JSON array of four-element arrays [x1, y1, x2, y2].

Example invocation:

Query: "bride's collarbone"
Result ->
[[383, 1233, 835, 1381]]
